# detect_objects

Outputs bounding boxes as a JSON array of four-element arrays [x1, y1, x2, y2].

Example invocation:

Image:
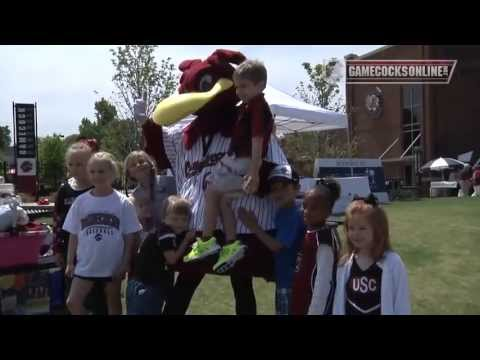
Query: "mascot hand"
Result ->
[[238, 207, 260, 231]]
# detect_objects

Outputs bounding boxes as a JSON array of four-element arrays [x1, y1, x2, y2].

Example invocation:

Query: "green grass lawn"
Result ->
[[39, 197, 479, 315], [187, 197, 480, 315]]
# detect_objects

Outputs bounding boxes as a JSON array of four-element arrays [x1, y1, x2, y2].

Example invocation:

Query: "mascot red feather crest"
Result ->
[[142, 49, 246, 168]]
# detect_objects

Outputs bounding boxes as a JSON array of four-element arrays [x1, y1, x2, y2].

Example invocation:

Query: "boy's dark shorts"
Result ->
[[73, 275, 113, 283]]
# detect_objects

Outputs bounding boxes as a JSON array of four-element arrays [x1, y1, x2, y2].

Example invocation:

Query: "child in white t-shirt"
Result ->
[[63, 152, 142, 315]]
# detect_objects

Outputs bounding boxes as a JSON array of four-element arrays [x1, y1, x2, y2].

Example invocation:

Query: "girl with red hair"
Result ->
[[333, 195, 411, 315]]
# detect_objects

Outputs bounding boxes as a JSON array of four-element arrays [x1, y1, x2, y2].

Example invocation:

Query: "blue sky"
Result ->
[[0, 45, 381, 138]]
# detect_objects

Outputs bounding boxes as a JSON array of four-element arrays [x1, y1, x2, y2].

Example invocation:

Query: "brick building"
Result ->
[[345, 45, 480, 187]]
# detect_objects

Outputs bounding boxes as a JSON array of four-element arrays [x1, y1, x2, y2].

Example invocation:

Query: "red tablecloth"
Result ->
[[0, 224, 52, 269]]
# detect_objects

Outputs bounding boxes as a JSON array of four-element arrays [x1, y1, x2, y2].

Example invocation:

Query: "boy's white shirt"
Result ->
[[333, 250, 411, 315]]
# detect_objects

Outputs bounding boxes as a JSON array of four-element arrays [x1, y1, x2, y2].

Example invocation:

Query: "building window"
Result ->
[[401, 85, 423, 156]]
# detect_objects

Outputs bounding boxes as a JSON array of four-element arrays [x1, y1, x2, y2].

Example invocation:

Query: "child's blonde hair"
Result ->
[[124, 151, 157, 193], [162, 195, 192, 219], [87, 151, 119, 180], [343, 197, 392, 263]]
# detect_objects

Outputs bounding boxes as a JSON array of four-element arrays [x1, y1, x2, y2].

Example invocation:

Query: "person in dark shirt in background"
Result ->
[[471, 165, 480, 197], [126, 195, 195, 315], [458, 165, 473, 197]]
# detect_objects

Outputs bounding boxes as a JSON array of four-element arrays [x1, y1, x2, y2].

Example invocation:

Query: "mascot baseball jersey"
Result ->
[[162, 122, 287, 234]]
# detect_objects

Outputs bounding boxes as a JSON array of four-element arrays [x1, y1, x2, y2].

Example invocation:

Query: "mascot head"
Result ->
[[176, 49, 245, 117], [149, 49, 246, 150]]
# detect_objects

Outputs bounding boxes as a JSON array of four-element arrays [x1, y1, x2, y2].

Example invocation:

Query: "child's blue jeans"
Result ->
[[275, 287, 292, 315], [126, 279, 169, 315]]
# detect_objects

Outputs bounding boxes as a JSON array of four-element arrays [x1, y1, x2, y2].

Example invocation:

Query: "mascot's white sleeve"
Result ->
[[308, 244, 334, 315]]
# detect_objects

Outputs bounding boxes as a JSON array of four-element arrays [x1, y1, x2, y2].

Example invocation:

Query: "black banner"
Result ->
[[15, 103, 36, 158]]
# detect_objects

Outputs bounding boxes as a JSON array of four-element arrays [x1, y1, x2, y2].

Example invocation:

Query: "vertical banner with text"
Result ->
[[14, 103, 38, 195]]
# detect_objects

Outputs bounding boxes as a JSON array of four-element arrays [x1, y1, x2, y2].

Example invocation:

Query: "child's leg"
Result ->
[[473, 185, 480, 197], [66, 277, 94, 315], [104, 279, 123, 315], [202, 186, 223, 239], [84, 282, 108, 315], [203, 155, 245, 240], [183, 188, 223, 263], [220, 195, 237, 243], [163, 272, 204, 315], [213, 195, 247, 273]]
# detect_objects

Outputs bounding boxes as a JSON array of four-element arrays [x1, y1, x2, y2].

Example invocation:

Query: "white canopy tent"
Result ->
[[170, 85, 348, 136], [264, 85, 347, 136]]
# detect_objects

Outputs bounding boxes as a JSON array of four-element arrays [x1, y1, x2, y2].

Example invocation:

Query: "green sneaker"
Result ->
[[213, 240, 247, 273], [183, 237, 221, 263]]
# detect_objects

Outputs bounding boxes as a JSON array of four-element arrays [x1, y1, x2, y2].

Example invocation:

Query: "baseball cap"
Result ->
[[267, 164, 299, 185]]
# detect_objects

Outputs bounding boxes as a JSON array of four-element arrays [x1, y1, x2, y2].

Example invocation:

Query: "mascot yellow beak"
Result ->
[[152, 78, 234, 126]]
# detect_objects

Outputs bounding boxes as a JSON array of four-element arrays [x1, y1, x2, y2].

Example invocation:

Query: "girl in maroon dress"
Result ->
[[290, 178, 341, 315]]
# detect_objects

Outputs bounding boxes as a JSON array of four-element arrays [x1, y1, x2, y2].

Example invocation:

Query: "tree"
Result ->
[[102, 120, 137, 163], [78, 117, 103, 142], [110, 45, 179, 150], [295, 59, 345, 113], [280, 130, 360, 176], [0, 126, 11, 161], [285, 58, 358, 170], [77, 97, 143, 161], [110, 45, 178, 120], [38, 134, 67, 190], [95, 97, 117, 127], [78, 98, 119, 147]]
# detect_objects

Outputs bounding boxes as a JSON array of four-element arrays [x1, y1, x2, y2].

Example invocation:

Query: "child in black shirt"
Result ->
[[126, 195, 195, 315]]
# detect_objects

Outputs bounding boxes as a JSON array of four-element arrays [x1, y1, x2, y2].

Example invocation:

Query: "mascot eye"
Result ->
[[198, 74, 214, 92]]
